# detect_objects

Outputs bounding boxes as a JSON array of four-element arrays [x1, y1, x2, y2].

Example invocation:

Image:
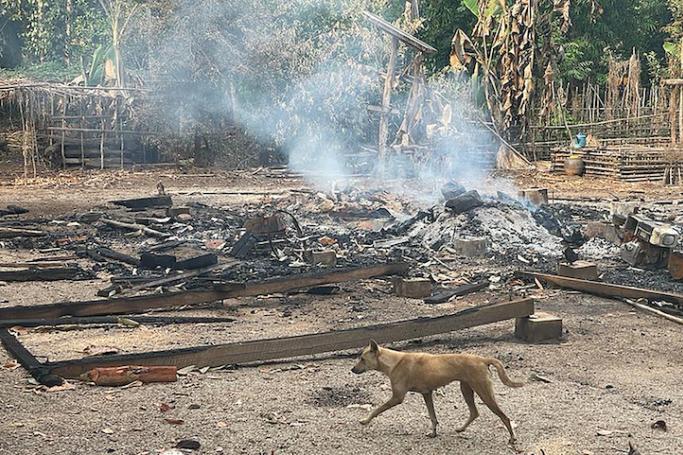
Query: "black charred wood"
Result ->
[[445, 190, 483, 214]]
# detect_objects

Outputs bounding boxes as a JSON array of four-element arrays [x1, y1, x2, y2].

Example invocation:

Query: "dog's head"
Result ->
[[351, 340, 381, 374]]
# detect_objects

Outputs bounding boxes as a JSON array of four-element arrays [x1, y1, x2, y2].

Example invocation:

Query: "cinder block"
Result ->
[[453, 237, 489, 257], [308, 250, 337, 267], [584, 221, 621, 244], [668, 251, 683, 280], [518, 188, 548, 206], [394, 278, 432, 298], [515, 312, 562, 343], [557, 261, 598, 280]]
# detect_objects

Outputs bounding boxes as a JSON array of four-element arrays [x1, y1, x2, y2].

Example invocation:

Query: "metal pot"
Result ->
[[564, 156, 585, 176]]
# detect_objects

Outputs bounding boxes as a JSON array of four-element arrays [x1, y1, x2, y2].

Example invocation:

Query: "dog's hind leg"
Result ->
[[360, 391, 405, 426], [455, 382, 479, 433], [472, 380, 516, 444], [422, 392, 438, 438]]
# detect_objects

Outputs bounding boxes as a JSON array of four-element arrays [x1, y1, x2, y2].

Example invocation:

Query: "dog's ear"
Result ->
[[369, 340, 379, 352]]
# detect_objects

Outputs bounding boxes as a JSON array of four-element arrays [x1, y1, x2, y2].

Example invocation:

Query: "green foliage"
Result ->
[[554, 0, 671, 83], [0, 0, 108, 64], [418, 0, 476, 71]]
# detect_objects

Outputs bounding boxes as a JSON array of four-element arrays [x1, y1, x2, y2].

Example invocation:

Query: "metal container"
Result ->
[[564, 156, 585, 176]]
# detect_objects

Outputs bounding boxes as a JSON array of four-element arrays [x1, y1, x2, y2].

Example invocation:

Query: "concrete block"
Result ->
[[515, 312, 562, 343], [584, 221, 621, 244], [308, 250, 337, 267], [518, 188, 548, 206], [557, 261, 598, 280], [453, 237, 489, 257], [394, 278, 432, 298]]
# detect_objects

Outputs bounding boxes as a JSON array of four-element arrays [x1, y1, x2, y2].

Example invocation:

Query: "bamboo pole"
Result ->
[[100, 118, 106, 170], [60, 96, 66, 169], [679, 38, 683, 144]]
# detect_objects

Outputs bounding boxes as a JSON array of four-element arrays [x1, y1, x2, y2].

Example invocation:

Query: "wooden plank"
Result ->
[[0, 267, 84, 282], [0, 227, 46, 238], [0, 263, 409, 320], [0, 315, 236, 328], [363, 11, 436, 54], [46, 299, 534, 379], [518, 271, 683, 306], [0, 328, 63, 385], [101, 218, 170, 238], [110, 195, 172, 209], [424, 281, 489, 304]]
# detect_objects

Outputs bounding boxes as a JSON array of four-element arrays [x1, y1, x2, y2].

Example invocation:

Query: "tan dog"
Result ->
[[351, 340, 523, 443]]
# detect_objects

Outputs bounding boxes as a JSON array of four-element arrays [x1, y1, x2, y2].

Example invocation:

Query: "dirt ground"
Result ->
[[0, 165, 682, 455]]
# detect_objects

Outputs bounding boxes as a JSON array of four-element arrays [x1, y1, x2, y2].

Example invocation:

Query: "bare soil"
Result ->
[[0, 166, 682, 455]]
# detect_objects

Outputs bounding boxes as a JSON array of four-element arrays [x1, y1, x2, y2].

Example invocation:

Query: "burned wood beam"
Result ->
[[518, 271, 683, 307], [0, 328, 63, 386], [101, 218, 170, 238], [0, 262, 409, 320], [110, 196, 173, 209], [0, 267, 86, 282], [424, 281, 489, 304], [0, 315, 236, 328], [0, 227, 46, 238], [93, 247, 139, 266], [45, 299, 534, 379]]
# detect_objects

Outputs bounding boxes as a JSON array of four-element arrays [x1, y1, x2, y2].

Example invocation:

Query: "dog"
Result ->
[[351, 340, 523, 443]]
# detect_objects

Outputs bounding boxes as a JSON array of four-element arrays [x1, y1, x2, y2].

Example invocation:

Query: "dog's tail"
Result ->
[[485, 358, 524, 388]]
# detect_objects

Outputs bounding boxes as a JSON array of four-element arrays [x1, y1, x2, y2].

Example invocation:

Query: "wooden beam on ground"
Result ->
[[424, 281, 489, 304], [101, 218, 170, 238], [0, 262, 409, 320], [0, 329, 63, 386], [110, 196, 172, 209], [0, 267, 85, 282], [518, 271, 683, 306], [0, 315, 236, 328], [45, 299, 534, 379], [0, 227, 46, 238]]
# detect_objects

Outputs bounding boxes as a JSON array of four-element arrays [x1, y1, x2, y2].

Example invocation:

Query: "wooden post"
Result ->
[[79, 103, 85, 168], [679, 38, 683, 144], [100, 118, 106, 170], [60, 96, 66, 169], [378, 37, 399, 164]]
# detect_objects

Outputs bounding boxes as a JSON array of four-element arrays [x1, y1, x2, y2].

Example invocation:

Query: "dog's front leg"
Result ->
[[360, 392, 405, 426], [422, 392, 438, 437]]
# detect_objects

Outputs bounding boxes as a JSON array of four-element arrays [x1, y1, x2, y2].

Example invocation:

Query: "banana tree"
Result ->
[[98, 0, 139, 88], [450, 0, 537, 139]]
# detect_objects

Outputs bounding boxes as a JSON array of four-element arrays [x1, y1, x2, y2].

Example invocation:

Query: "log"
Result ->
[[82, 365, 177, 386], [0, 267, 84, 282], [110, 196, 172, 209], [0, 227, 46, 238], [46, 299, 534, 379], [101, 218, 170, 238], [0, 262, 409, 320]]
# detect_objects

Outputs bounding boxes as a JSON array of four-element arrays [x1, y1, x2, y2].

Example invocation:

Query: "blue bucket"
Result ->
[[576, 133, 587, 148]]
